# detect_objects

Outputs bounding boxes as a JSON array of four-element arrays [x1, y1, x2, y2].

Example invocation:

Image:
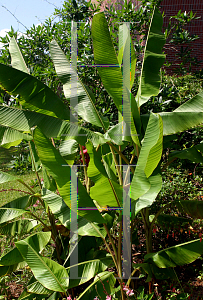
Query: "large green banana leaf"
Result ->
[[19, 276, 54, 299], [33, 127, 105, 224], [118, 23, 137, 89], [15, 232, 69, 292], [91, 12, 141, 141], [50, 40, 109, 130], [0, 247, 23, 266], [0, 219, 38, 236], [0, 208, 27, 224], [0, 261, 27, 277], [134, 170, 162, 216], [2, 195, 31, 209], [159, 111, 203, 135], [66, 256, 113, 289], [0, 63, 71, 120], [9, 36, 29, 74], [136, 7, 166, 107], [0, 125, 32, 148], [150, 90, 203, 135], [174, 90, 203, 113], [77, 271, 116, 300], [0, 170, 19, 184], [0, 106, 108, 146], [27, 280, 51, 295], [91, 12, 123, 113], [131, 113, 163, 202], [169, 142, 203, 163], [42, 190, 106, 237], [86, 140, 123, 207], [0, 232, 50, 271], [144, 238, 203, 268]]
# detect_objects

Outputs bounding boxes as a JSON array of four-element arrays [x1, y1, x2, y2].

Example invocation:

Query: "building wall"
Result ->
[[91, 0, 203, 73], [160, 0, 203, 73]]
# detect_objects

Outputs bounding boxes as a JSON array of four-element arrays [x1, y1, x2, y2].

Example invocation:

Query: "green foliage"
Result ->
[[0, 2, 202, 299]]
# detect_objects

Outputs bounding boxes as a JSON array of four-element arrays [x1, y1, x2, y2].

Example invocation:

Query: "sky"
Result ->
[[0, 0, 64, 37]]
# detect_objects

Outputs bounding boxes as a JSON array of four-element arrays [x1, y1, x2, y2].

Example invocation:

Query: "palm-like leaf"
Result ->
[[34, 127, 105, 223], [136, 7, 166, 107], [145, 239, 203, 268], [0, 63, 71, 120], [15, 232, 69, 292], [50, 40, 109, 130]]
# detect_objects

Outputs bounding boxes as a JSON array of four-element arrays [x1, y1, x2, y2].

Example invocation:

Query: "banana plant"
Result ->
[[0, 6, 202, 300]]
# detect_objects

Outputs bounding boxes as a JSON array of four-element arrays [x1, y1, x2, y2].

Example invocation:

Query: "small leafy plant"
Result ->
[[0, 6, 202, 300]]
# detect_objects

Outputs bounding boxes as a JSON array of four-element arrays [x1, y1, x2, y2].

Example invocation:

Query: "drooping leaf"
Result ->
[[136, 7, 166, 107], [0, 126, 32, 149], [0, 247, 23, 266], [0, 105, 108, 147], [0, 63, 71, 120], [0, 208, 26, 224], [34, 127, 105, 223], [0, 170, 19, 184], [134, 170, 162, 216], [0, 219, 38, 236], [19, 277, 54, 299], [66, 256, 113, 289], [159, 111, 203, 136], [42, 190, 106, 237], [2, 195, 31, 209], [169, 143, 203, 163], [86, 140, 122, 207], [77, 271, 116, 300], [174, 90, 203, 113], [50, 40, 109, 130], [15, 232, 68, 292], [144, 239, 203, 268], [131, 113, 163, 202], [27, 281, 52, 295]]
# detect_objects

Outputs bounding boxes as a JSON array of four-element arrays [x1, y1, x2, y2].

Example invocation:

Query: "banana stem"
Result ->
[[109, 144, 122, 185], [90, 222, 119, 276], [79, 144, 89, 189]]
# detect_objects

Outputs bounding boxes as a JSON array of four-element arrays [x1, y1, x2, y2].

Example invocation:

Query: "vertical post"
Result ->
[[122, 164, 131, 279], [70, 21, 78, 132], [70, 165, 78, 279], [122, 22, 131, 137]]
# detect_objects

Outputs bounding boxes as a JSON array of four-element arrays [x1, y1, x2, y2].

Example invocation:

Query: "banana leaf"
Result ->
[[144, 238, 203, 268], [34, 127, 105, 224], [50, 40, 109, 130], [136, 7, 166, 107]]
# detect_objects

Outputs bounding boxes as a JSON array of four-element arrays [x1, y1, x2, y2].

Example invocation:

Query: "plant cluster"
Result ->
[[0, 2, 202, 300]]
